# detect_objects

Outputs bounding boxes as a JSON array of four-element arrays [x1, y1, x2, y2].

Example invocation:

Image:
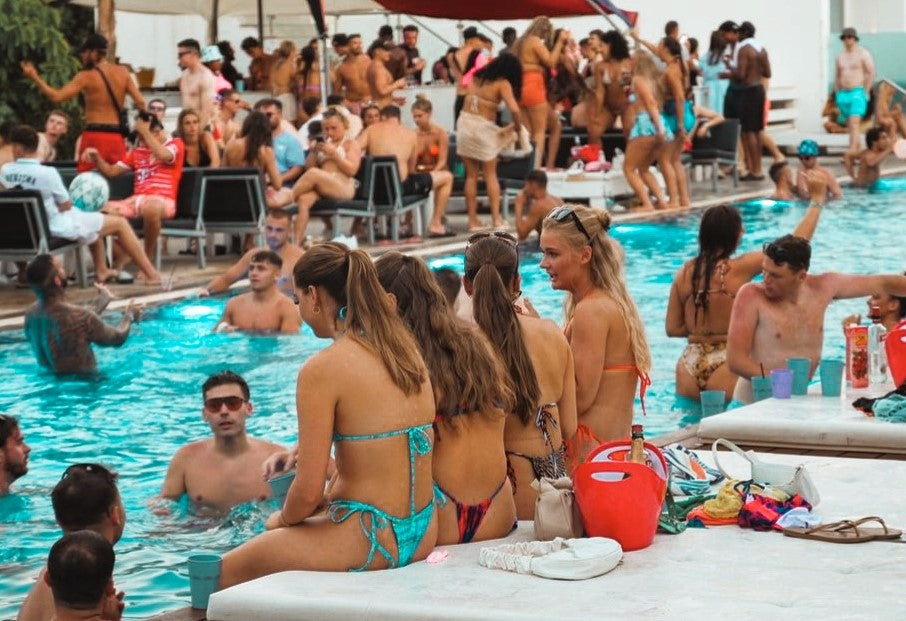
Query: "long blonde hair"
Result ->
[[542, 205, 651, 372], [515, 16, 554, 56], [293, 242, 427, 394]]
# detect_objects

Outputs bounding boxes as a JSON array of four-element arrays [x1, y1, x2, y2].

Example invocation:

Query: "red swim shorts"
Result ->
[[520, 71, 548, 107], [77, 129, 127, 173]]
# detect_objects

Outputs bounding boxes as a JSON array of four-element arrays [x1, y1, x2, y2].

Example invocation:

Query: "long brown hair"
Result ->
[[541, 205, 651, 373], [464, 234, 540, 425], [293, 242, 427, 394], [375, 252, 512, 422]]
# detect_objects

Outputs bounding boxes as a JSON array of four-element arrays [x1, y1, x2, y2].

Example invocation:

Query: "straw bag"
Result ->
[[531, 477, 584, 540], [711, 439, 820, 506]]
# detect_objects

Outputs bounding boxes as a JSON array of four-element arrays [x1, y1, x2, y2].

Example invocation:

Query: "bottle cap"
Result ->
[[631, 424, 643, 433]]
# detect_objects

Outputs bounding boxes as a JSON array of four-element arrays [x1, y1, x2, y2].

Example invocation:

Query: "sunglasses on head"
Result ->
[[204, 396, 247, 412], [549, 206, 593, 243], [61, 463, 116, 483], [467, 231, 517, 247]]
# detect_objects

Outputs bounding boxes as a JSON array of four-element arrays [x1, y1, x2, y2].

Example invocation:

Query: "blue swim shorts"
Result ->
[[835, 87, 868, 124]]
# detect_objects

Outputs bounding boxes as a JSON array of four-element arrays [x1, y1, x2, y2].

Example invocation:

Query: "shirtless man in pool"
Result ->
[[727, 235, 906, 403], [215, 250, 300, 334], [160, 371, 285, 513], [844, 127, 894, 188]]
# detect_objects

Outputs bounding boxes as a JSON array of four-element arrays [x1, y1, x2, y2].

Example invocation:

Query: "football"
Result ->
[[69, 172, 110, 212]]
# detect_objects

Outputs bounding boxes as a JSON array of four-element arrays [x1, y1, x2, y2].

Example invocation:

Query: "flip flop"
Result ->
[[783, 516, 902, 543], [428, 229, 457, 239]]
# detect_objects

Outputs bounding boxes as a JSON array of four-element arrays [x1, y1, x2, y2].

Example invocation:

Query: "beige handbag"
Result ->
[[531, 477, 585, 540]]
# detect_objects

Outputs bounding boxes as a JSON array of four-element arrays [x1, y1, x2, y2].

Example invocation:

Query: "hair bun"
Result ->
[[596, 209, 611, 233]]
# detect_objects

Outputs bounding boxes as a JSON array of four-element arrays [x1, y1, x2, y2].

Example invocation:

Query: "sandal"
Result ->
[[783, 516, 902, 543]]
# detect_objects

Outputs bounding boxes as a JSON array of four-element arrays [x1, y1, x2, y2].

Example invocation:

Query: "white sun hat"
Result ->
[[478, 537, 622, 580]]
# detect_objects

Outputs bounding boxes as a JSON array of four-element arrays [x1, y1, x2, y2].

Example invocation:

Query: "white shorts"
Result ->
[[49, 208, 105, 244]]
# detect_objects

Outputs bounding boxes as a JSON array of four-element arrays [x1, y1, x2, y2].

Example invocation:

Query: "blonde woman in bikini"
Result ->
[[666, 177, 826, 402], [540, 205, 650, 466], [514, 17, 569, 168]]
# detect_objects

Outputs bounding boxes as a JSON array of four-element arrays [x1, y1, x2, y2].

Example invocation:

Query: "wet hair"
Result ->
[[526, 169, 548, 188], [178, 39, 200, 54], [9, 125, 39, 152], [601, 30, 631, 61], [251, 249, 282, 268], [0, 414, 20, 447], [764, 234, 811, 272], [866, 127, 883, 149], [474, 53, 523, 100], [411, 94, 433, 114], [174, 108, 200, 140], [241, 36, 261, 51], [52, 464, 120, 531], [691, 205, 743, 317], [464, 234, 540, 425], [380, 104, 401, 119], [254, 97, 282, 112], [46, 531, 114, 610], [542, 205, 651, 373], [25, 253, 59, 293], [265, 208, 292, 222], [294, 242, 427, 395], [375, 253, 512, 421], [332, 33, 349, 47], [240, 112, 273, 165], [202, 370, 250, 400], [665, 20, 679, 36], [768, 161, 788, 183], [432, 267, 461, 306], [302, 96, 321, 117], [516, 16, 554, 56]]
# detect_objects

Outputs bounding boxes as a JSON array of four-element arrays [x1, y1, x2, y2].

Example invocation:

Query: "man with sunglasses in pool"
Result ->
[[214, 250, 301, 334], [200, 209, 303, 298], [1, 414, 30, 497], [18, 463, 126, 621], [727, 235, 906, 403], [160, 371, 285, 513], [794, 139, 842, 200]]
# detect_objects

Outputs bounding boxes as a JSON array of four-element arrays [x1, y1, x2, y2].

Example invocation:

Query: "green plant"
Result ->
[[0, 0, 83, 154]]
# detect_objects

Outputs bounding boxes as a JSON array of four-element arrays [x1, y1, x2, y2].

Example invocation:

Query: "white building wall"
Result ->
[[844, 0, 906, 32]]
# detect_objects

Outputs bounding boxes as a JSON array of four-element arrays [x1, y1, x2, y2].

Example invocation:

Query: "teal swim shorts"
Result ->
[[835, 87, 868, 124]]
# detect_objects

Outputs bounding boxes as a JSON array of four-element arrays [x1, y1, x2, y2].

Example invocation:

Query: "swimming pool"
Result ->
[[1, 183, 905, 617]]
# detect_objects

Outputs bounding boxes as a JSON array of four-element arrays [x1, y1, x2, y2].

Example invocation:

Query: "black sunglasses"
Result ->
[[204, 396, 247, 412], [549, 206, 593, 243], [61, 463, 117, 483]]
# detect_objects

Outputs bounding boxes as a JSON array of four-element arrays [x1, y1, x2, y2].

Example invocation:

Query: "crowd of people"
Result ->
[[3, 15, 906, 619]]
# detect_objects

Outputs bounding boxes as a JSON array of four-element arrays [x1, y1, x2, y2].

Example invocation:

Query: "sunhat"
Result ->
[[201, 45, 224, 64], [797, 139, 820, 157]]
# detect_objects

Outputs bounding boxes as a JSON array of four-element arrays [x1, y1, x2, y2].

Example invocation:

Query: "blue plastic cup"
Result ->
[[700, 390, 727, 416], [188, 553, 222, 609], [751, 376, 773, 402], [787, 358, 811, 395], [820, 359, 845, 397], [770, 368, 794, 399], [268, 471, 295, 504]]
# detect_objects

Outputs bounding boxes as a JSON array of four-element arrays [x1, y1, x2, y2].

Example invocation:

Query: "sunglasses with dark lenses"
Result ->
[[549, 206, 593, 243], [798, 155, 815, 161], [467, 231, 517, 247], [204, 396, 247, 412], [61, 463, 116, 483]]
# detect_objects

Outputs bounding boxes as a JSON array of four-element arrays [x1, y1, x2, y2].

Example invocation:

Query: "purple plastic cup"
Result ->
[[770, 368, 793, 399]]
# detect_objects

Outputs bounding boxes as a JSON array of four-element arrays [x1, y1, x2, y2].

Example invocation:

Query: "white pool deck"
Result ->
[[206, 449, 906, 621]]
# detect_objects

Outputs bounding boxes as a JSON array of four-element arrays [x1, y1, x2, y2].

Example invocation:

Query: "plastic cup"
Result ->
[[819, 359, 845, 397], [751, 376, 773, 402], [770, 368, 793, 399], [700, 390, 727, 416], [188, 553, 222, 609], [268, 471, 295, 504], [787, 358, 811, 395]]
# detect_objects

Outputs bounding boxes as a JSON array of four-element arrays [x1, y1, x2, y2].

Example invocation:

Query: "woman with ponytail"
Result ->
[[375, 252, 517, 544], [219, 242, 437, 587], [464, 232, 576, 518], [539, 205, 651, 465]]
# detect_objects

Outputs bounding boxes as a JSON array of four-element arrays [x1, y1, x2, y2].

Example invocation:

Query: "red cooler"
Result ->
[[573, 441, 668, 551]]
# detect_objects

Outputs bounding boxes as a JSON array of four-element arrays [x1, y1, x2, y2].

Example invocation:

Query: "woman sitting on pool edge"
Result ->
[[375, 252, 518, 544], [665, 174, 827, 403], [218, 242, 437, 587], [540, 205, 650, 466]]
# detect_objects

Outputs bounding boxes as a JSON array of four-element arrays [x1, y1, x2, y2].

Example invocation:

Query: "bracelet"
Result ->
[[808, 201, 822, 208]]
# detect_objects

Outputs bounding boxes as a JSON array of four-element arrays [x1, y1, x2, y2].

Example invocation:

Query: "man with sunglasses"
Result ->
[[160, 371, 285, 512], [215, 250, 300, 334], [727, 235, 906, 403], [835, 27, 875, 156], [794, 139, 842, 200], [200, 209, 303, 298], [214, 88, 247, 147], [1, 414, 30, 497], [18, 463, 126, 621]]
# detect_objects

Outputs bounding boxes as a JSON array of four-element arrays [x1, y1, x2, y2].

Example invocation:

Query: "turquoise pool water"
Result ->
[[1, 183, 905, 617]]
